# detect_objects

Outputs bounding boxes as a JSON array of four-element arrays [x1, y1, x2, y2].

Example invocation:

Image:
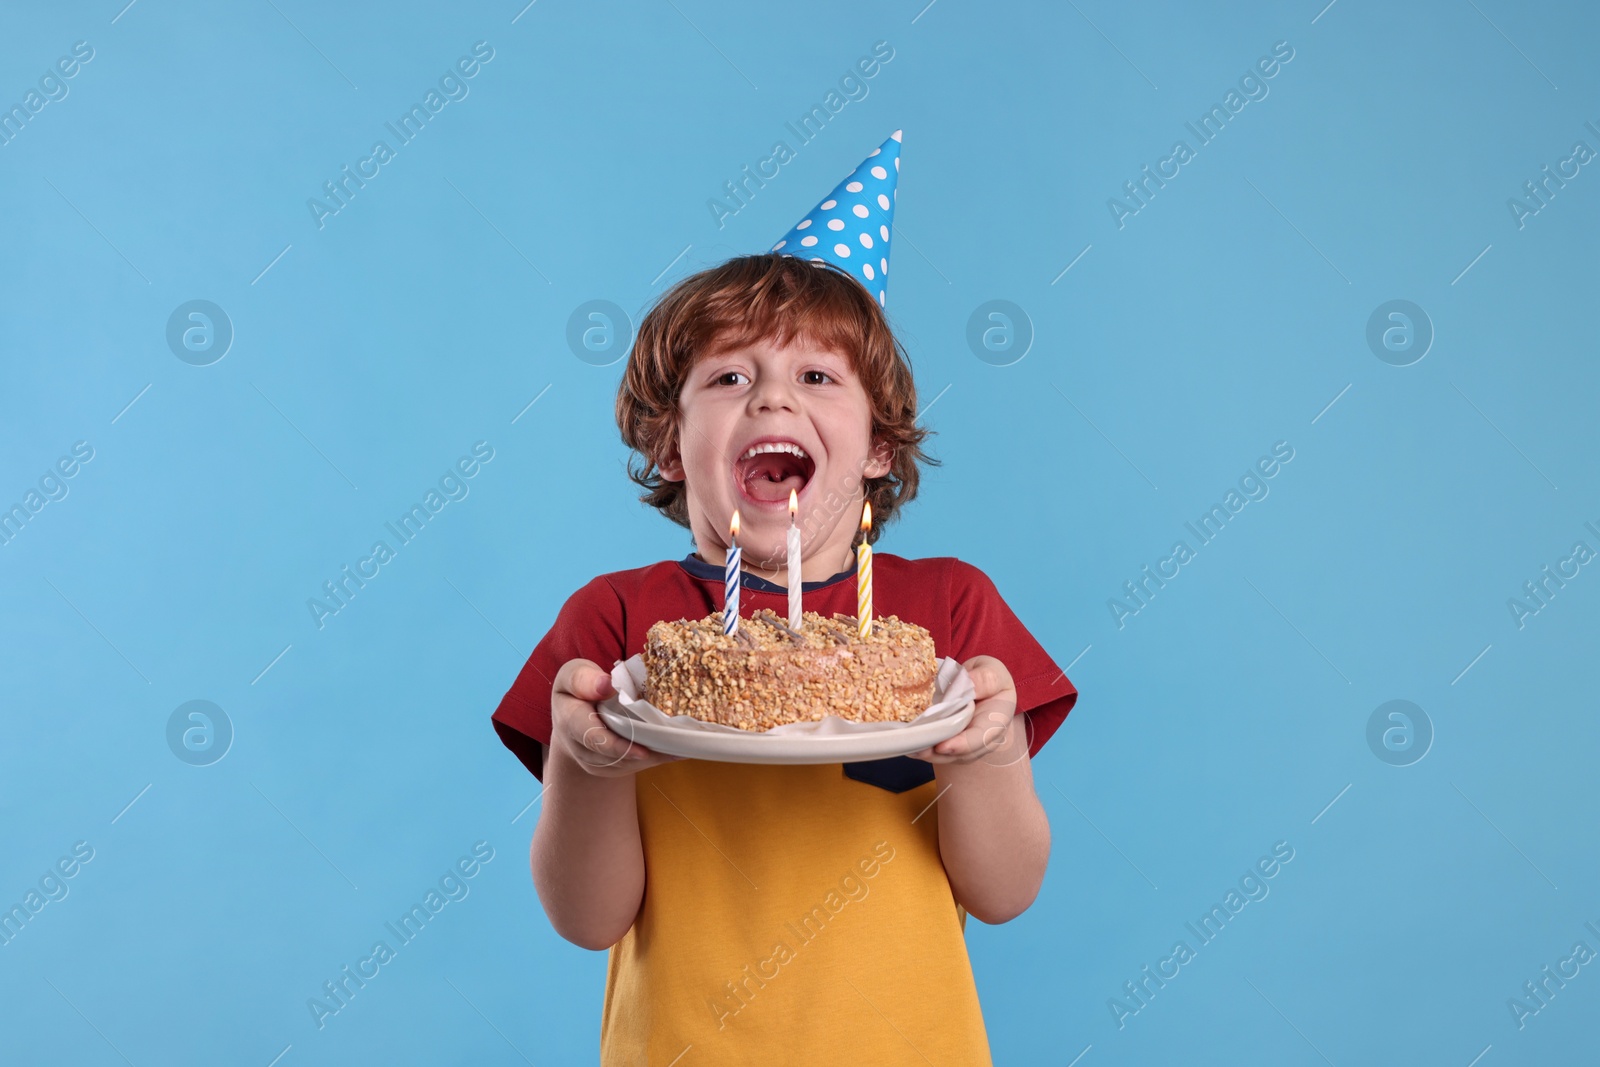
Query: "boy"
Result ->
[[491, 133, 1079, 1064]]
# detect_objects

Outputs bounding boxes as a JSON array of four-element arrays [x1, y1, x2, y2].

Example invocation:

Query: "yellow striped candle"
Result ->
[[857, 501, 872, 639]]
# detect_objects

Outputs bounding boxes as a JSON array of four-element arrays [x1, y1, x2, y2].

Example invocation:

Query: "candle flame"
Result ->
[[860, 500, 872, 532], [789, 488, 797, 518], [730, 509, 740, 538]]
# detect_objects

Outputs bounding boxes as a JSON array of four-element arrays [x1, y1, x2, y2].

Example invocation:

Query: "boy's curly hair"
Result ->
[[615, 253, 938, 546]]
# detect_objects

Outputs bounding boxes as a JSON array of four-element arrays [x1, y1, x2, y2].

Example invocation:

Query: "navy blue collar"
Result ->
[[679, 552, 856, 593]]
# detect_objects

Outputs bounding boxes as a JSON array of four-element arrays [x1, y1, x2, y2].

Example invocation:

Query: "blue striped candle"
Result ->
[[723, 509, 741, 635]]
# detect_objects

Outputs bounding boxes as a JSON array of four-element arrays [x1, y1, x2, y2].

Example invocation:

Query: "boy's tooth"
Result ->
[[742, 442, 807, 459]]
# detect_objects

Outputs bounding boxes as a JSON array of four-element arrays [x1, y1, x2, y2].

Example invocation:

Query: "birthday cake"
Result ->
[[641, 607, 938, 731]]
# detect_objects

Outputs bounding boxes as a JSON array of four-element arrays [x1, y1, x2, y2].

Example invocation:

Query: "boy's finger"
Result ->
[[579, 723, 624, 756], [963, 657, 1002, 700], [963, 657, 1015, 706], [589, 717, 664, 763], [933, 719, 1011, 761], [557, 660, 615, 702], [931, 728, 973, 758], [961, 659, 991, 700], [978, 711, 1015, 749], [579, 665, 616, 701]]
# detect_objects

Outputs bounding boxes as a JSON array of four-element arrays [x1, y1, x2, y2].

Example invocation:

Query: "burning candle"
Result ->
[[857, 501, 872, 639], [724, 509, 741, 636], [788, 489, 803, 631]]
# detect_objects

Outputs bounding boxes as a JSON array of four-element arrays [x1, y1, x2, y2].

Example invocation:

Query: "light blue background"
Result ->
[[2, 0, 1597, 1063]]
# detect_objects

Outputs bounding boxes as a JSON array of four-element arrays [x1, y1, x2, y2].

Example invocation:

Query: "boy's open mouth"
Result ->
[[734, 441, 816, 505]]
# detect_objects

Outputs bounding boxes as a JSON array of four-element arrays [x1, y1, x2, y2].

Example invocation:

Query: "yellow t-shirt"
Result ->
[[490, 553, 1081, 1063], [601, 758, 992, 1065]]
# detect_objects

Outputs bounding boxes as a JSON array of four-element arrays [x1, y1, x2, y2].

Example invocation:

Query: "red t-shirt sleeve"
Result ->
[[491, 575, 628, 782], [947, 558, 1079, 758]]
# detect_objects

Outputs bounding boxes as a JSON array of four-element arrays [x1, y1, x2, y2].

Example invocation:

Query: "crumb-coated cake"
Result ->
[[641, 607, 938, 731]]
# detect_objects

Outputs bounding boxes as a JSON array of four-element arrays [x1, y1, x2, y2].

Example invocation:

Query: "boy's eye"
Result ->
[[711, 369, 833, 386]]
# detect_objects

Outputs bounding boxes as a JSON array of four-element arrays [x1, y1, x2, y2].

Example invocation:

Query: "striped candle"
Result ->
[[723, 509, 742, 635], [857, 501, 872, 639]]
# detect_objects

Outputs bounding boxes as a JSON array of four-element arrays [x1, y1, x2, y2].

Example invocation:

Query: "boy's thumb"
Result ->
[[583, 664, 616, 701]]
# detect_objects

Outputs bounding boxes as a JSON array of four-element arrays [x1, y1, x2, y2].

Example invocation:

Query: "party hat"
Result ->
[[770, 130, 901, 307]]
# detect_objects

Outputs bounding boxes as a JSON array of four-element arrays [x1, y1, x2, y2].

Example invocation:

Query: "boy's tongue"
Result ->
[[741, 453, 805, 504]]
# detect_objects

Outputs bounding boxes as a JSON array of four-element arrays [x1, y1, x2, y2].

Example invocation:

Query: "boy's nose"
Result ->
[[750, 380, 798, 412]]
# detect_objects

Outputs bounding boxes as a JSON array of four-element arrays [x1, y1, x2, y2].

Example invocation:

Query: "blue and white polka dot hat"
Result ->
[[770, 130, 901, 307]]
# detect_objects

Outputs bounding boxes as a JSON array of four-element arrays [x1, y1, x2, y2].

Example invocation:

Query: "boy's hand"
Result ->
[[905, 655, 1026, 766], [551, 659, 685, 777]]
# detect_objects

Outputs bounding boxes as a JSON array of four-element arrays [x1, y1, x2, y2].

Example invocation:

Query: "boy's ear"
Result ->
[[656, 440, 685, 482], [863, 441, 894, 480]]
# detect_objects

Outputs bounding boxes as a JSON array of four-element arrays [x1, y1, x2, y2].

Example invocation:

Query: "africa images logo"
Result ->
[[1108, 841, 1295, 1029], [707, 840, 895, 1030], [1106, 40, 1295, 229], [706, 41, 896, 230], [306, 441, 494, 629], [307, 841, 495, 1029], [1108, 441, 1295, 628], [306, 42, 495, 230]]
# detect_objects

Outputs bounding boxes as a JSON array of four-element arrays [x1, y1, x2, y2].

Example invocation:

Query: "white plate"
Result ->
[[597, 654, 976, 765]]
